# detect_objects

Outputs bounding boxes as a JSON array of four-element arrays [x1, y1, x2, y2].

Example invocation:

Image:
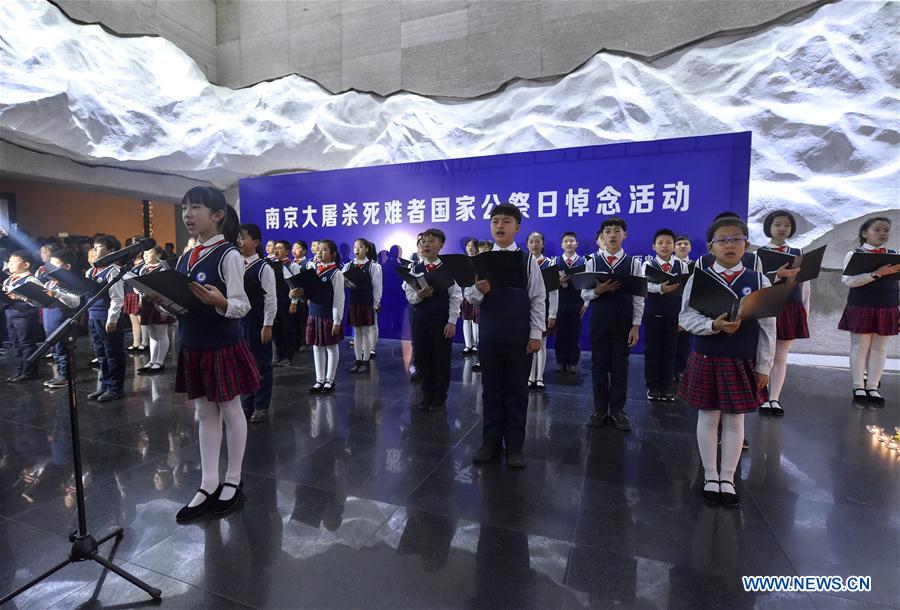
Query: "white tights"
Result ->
[[850, 333, 890, 389], [697, 411, 744, 491], [146, 324, 170, 366], [463, 320, 479, 349], [189, 396, 246, 506], [313, 345, 339, 383], [353, 325, 377, 361], [768, 339, 793, 401], [529, 337, 548, 382]]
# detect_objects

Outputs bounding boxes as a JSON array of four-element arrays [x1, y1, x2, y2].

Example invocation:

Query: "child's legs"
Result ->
[[88, 319, 109, 386], [353, 326, 365, 360], [660, 317, 679, 392], [719, 413, 745, 485], [433, 326, 452, 400], [411, 315, 435, 393], [590, 326, 612, 411], [866, 335, 891, 389], [219, 396, 247, 485], [534, 337, 547, 381], [608, 323, 631, 414], [849, 333, 873, 388], [479, 340, 508, 448], [325, 344, 339, 381], [501, 343, 532, 452], [359, 325, 375, 362], [696, 410, 722, 481], [769, 339, 793, 401], [463, 320, 474, 349], [194, 397, 222, 494], [472, 322, 479, 346], [140, 324, 150, 347], [104, 326, 126, 393], [254, 339, 274, 410], [128, 314, 141, 347], [312, 345, 327, 382], [643, 316, 662, 390], [148, 324, 170, 365]]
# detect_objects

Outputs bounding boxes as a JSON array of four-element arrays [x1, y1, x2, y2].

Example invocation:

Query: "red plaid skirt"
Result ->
[[838, 305, 899, 336], [123, 292, 140, 315], [139, 301, 174, 326], [306, 315, 344, 346], [776, 301, 809, 340], [175, 340, 261, 402], [461, 300, 480, 322], [348, 303, 376, 327], [677, 352, 767, 413]]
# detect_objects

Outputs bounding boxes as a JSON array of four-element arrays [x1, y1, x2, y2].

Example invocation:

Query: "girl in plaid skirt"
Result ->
[[342, 238, 381, 374], [677, 217, 776, 508], [526, 231, 558, 391], [461, 238, 481, 355], [136, 245, 174, 375], [166, 187, 260, 523], [839, 217, 900, 406]]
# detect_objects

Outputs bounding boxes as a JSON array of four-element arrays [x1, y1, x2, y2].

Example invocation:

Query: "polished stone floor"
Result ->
[[0, 337, 897, 609]]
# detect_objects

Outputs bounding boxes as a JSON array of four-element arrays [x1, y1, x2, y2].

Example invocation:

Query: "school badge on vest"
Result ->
[[195, 272, 207, 283], [742, 286, 752, 296]]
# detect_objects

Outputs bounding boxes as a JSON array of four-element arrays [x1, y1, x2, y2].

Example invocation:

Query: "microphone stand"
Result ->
[[0, 261, 162, 604]]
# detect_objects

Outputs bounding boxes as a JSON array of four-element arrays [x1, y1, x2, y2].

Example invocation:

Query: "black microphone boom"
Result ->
[[93, 237, 156, 268]]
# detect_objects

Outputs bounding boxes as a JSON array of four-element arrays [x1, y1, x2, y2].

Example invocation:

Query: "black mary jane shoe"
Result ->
[[176, 486, 221, 523], [702, 481, 720, 506], [852, 388, 869, 403], [528, 381, 537, 392], [307, 382, 324, 394], [758, 400, 772, 415], [865, 389, 886, 407], [719, 481, 740, 508], [535, 380, 546, 392], [212, 481, 243, 516], [349, 361, 361, 374], [770, 400, 785, 416], [320, 381, 335, 394]]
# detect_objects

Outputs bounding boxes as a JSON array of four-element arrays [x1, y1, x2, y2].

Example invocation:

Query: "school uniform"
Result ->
[[123, 263, 143, 317], [403, 257, 463, 408], [674, 256, 693, 377], [173, 235, 260, 403], [241, 253, 277, 414], [581, 249, 644, 421], [838, 244, 899, 336], [554, 253, 588, 371], [642, 256, 686, 397], [677, 262, 776, 411], [758, 243, 811, 340], [273, 258, 301, 362], [138, 263, 174, 326], [292, 256, 311, 350], [42, 278, 81, 379], [85, 264, 126, 395], [465, 243, 545, 455], [529, 255, 559, 385], [343, 258, 381, 327], [2, 273, 44, 378], [305, 263, 345, 347]]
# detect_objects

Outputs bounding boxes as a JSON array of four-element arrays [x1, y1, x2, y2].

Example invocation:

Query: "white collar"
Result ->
[[676, 256, 691, 264], [862, 243, 883, 251], [600, 249, 624, 260], [422, 257, 442, 265], [199, 234, 225, 247], [712, 261, 744, 274], [655, 255, 674, 266], [562, 252, 578, 261], [766, 242, 789, 250], [353, 258, 368, 264], [244, 253, 260, 264], [492, 242, 518, 252]]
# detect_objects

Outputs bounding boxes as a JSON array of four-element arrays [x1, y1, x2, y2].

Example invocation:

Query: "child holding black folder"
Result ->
[[42, 249, 82, 388], [674, 234, 693, 380], [582, 218, 644, 432], [839, 216, 900, 406], [296, 240, 344, 394], [643, 229, 686, 402], [343, 237, 382, 374], [272, 240, 301, 366], [460, 238, 481, 356], [465, 205, 545, 467], [136, 245, 174, 375], [677, 216, 775, 508], [526, 231, 558, 391], [85, 235, 126, 402], [554, 231, 587, 376], [2, 250, 44, 383], [171, 186, 260, 522], [403, 229, 461, 411]]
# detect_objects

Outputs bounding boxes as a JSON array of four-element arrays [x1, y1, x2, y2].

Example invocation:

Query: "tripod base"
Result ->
[[0, 528, 162, 605]]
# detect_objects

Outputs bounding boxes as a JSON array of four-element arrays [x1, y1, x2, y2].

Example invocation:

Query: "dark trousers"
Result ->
[[7, 314, 40, 376], [554, 296, 583, 367], [675, 329, 692, 376], [273, 299, 295, 361], [43, 316, 70, 378], [88, 318, 125, 393], [242, 327, 273, 412], [643, 314, 679, 392], [590, 319, 631, 415], [411, 313, 452, 402], [294, 301, 308, 349], [480, 339, 532, 452]]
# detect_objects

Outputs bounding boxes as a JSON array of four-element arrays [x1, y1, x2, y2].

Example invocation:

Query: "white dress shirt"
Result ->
[[325, 266, 345, 325], [243, 253, 278, 326], [678, 261, 776, 375], [190, 234, 250, 319], [43, 279, 81, 309], [463, 242, 546, 340], [580, 249, 645, 326], [841, 243, 893, 289], [402, 256, 464, 325]]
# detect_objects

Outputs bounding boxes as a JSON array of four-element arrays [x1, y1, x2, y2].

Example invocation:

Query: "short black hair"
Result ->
[[9, 249, 35, 267], [478, 240, 493, 249], [165, 242, 175, 249], [489, 203, 521, 224], [674, 234, 691, 243], [561, 231, 577, 240], [706, 217, 749, 243], [293, 240, 308, 250], [598, 217, 627, 237], [93, 234, 121, 252], [763, 210, 797, 238], [653, 228, 676, 242], [275, 239, 291, 250], [49, 248, 75, 267], [420, 228, 446, 244], [714, 211, 742, 221], [858, 216, 892, 245]]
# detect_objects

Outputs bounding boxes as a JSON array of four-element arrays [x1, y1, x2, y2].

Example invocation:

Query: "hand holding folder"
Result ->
[[9, 282, 59, 308], [570, 272, 647, 297], [843, 251, 900, 280], [689, 269, 794, 322], [124, 270, 200, 315], [44, 265, 98, 295], [343, 265, 372, 289], [286, 269, 325, 299], [644, 265, 691, 289]]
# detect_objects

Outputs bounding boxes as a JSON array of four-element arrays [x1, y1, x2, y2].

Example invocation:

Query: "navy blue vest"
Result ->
[[86, 265, 120, 321], [411, 260, 450, 319], [759, 245, 803, 303], [347, 260, 375, 306], [588, 252, 636, 325], [242, 258, 268, 333], [175, 242, 243, 349], [3, 275, 40, 319], [557, 254, 586, 307], [645, 258, 685, 317], [478, 250, 532, 344], [847, 247, 899, 308], [308, 266, 338, 318], [694, 268, 762, 360]]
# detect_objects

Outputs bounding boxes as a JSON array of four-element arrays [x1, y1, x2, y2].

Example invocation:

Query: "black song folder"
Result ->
[[343, 265, 372, 289], [436, 255, 477, 287], [44, 266, 98, 295], [541, 266, 560, 292], [9, 281, 59, 308], [570, 272, 647, 297], [123, 270, 199, 315], [287, 269, 326, 299], [473, 251, 527, 289], [842, 252, 900, 280], [644, 265, 691, 287]]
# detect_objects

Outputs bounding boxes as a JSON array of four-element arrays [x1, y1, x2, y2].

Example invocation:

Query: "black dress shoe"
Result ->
[[349, 361, 361, 373], [770, 400, 785, 416], [359, 360, 370, 373], [555, 365, 565, 374], [471, 362, 481, 372], [535, 380, 546, 391], [211, 482, 243, 516], [852, 388, 869, 402], [97, 390, 124, 402], [428, 399, 446, 412], [866, 389, 886, 406], [307, 382, 323, 394], [612, 412, 632, 431], [506, 450, 527, 468], [87, 389, 105, 400], [528, 381, 537, 391], [702, 481, 720, 506], [176, 486, 221, 523], [320, 381, 335, 394], [472, 443, 501, 464], [586, 410, 606, 428], [759, 400, 773, 415], [719, 481, 740, 508]]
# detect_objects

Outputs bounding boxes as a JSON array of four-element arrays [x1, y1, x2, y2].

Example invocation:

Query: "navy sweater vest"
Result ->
[[694, 268, 762, 361], [175, 243, 242, 349]]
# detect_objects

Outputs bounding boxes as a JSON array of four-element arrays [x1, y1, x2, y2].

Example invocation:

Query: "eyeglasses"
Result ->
[[710, 235, 748, 246]]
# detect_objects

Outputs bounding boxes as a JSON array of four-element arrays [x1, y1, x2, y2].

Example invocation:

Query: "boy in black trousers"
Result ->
[[465, 204, 545, 468], [1, 250, 44, 382], [402, 229, 461, 411], [581, 218, 644, 431], [554, 231, 588, 375]]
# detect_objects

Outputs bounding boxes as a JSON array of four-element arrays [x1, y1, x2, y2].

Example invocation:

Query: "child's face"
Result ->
[[709, 225, 748, 267], [418, 235, 443, 260], [273, 243, 289, 260], [7, 255, 29, 275], [92, 242, 109, 259], [182, 201, 222, 237], [317, 243, 332, 263], [353, 241, 366, 258], [675, 239, 692, 259], [237, 230, 258, 257], [653, 235, 675, 259], [142, 249, 159, 264], [862, 220, 891, 246], [601, 225, 626, 251], [310, 242, 320, 258], [561, 236, 578, 254], [478, 243, 491, 253], [49, 256, 70, 271], [466, 241, 478, 256], [526, 233, 544, 256], [40, 247, 51, 262], [490, 214, 519, 246], [265, 241, 275, 254], [769, 216, 793, 242], [292, 243, 305, 259]]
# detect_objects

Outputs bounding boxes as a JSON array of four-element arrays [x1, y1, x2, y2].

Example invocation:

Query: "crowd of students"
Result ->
[[2, 189, 897, 520]]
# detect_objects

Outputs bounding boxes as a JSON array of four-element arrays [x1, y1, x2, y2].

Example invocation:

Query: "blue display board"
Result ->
[[240, 131, 751, 348]]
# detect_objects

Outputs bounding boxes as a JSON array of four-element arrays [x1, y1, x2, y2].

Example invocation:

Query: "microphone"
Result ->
[[93, 237, 156, 268]]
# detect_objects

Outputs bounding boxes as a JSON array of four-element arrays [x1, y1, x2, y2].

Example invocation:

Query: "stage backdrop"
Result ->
[[240, 131, 751, 350]]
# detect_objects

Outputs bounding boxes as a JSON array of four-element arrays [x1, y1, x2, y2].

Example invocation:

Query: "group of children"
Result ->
[[3, 186, 897, 517]]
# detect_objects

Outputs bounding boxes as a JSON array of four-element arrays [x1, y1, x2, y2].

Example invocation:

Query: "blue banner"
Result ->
[[240, 131, 751, 347]]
